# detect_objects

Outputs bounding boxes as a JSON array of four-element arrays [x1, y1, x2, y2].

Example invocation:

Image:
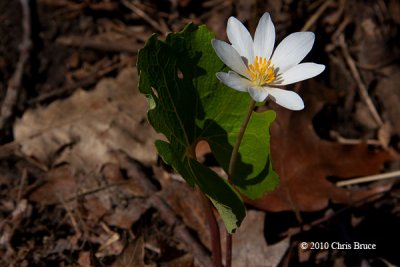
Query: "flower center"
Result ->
[[247, 56, 276, 86]]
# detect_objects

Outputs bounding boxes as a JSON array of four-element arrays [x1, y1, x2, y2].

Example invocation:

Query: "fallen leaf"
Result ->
[[78, 251, 91, 267], [221, 210, 289, 267], [57, 32, 141, 53], [155, 167, 211, 250], [103, 198, 150, 230], [247, 81, 394, 212], [30, 160, 152, 230], [14, 67, 159, 172], [111, 237, 145, 267], [29, 165, 77, 205], [161, 253, 193, 267], [375, 67, 400, 136]]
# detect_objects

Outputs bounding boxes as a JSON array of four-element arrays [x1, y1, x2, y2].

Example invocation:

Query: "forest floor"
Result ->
[[1, 0, 400, 266]]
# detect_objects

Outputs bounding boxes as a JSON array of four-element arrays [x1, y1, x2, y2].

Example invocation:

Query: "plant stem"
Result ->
[[226, 232, 232, 267], [200, 193, 222, 267], [228, 99, 256, 183], [191, 144, 222, 267], [225, 99, 256, 267]]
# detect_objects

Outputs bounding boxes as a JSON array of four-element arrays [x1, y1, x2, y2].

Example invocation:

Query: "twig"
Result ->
[[56, 35, 141, 53], [0, 0, 32, 130], [281, 189, 388, 237], [331, 16, 351, 45], [65, 182, 128, 203], [16, 169, 28, 203], [28, 60, 123, 104], [330, 130, 382, 146], [338, 34, 384, 127], [301, 0, 334, 31], [58, 195, 81, 237], [336, 170, 400, 187], [121, 0, 166, 33]]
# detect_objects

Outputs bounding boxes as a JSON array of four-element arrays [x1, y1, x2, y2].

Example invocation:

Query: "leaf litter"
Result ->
[[14, 67, 159, 171], [1, 0, 400, 266], [247, 80, 394, 212]]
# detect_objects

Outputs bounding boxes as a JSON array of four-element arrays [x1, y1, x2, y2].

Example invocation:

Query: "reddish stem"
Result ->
[[201, 193, 222, 267], [226, 232, 232, 267]]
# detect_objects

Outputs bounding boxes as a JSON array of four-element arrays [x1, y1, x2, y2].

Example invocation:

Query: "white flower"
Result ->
[[212, 12, 325, 110]]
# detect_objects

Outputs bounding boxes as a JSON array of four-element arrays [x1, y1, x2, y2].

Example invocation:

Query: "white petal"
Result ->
[[212, 39, 250, 78], [216, 71, 251, 92], [254, 13, 275, 60], [271, 32, 315, 74], [227, 16, 254, 63], [248, 87, 269, 102], [267, 88, 304, 110], [278, 63, 325, 85]]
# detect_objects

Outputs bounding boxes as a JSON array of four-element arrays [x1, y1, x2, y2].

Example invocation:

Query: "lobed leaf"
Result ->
[[137, 24, 278, 232]]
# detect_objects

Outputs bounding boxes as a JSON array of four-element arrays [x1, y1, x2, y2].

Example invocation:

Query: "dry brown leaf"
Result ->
[[389, 0, 400, 24], [247, 81, 394, 212], [29, 165, 77, 205], [155, 166, 211, 250], [30, 160, 152, 231], [112, 237, 145, 267], [14, 67, 159, 172], [57, 32, 142, 53], [161, 253, 193, 267], [355, 16, 400, 136], [375, 67, 400, 136], [229, 210, 289, 267]]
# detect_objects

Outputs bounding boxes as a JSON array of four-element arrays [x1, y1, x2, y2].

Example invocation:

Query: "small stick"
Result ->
[[338, 34, 384, 127], [122, 0, 165, 33], [0, 0, 32, 130], [330, 130, 382, 146], [28, 60, 123, 104], [58, 195, 81, 237], [280, 189, 388, 237], [56, 35, 141, 53], [16, 169, 28, 203], [336, 170, 400, 187], [301, 0, 334, 31]]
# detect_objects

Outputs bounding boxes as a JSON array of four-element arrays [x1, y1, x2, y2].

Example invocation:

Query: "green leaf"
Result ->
[[137, 24, 278, 232]]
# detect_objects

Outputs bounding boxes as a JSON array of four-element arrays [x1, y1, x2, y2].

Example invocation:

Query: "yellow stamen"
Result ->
[[246, 56, 276, 86]]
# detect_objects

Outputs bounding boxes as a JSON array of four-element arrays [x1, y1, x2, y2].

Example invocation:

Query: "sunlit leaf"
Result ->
[[137, 24, 278, 232]]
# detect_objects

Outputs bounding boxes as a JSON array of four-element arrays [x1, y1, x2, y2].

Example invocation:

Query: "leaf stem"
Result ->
[[228, 99, 256, 183], [200, 193, 222, 267], [226, 99, 256, 267], [193, 148, 221, 267], [226, 232, 232, 267]]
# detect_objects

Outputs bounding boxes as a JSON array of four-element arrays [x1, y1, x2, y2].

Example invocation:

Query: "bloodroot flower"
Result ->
[[212, 12, 325, 110]]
